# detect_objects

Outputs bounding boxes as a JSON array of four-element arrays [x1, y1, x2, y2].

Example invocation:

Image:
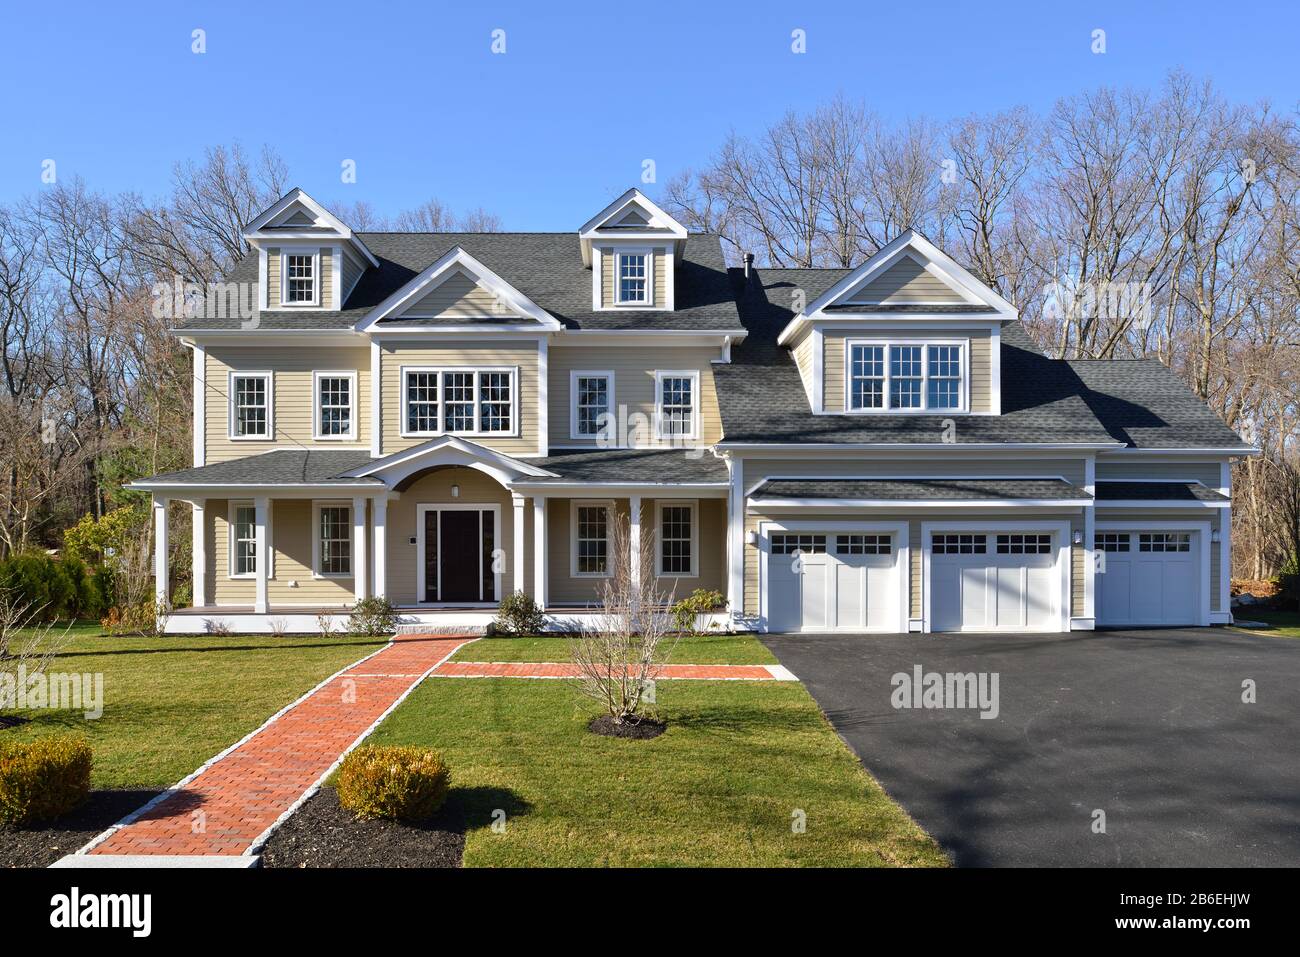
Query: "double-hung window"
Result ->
[[229, 501, 272, 578], [847, 341, 967, 412], [572, 501, 611, 577], [572, 372, 613, 439], [655, 371, 698, 440], [402, 368, 516, 437], [229, 372, 272, 439], [616, 251, 650, 305], [282, 251, 318, 305], [314, 504, 352, 577], [313, 371, 355, 439], [658, 501, 697, 576]]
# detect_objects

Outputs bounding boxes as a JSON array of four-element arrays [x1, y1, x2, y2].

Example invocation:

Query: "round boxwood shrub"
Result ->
[[336, 744, 450, 822], [0, 735, 93, 827]]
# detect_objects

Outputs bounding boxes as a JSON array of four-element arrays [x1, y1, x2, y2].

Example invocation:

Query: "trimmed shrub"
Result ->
[[0, 735, 93, 827], [347, 597, 398, 637], [492, 590, 545, 636], [0, 553, 75, 622], [670, 588, 727, 635], [336, 745, 451, 822]]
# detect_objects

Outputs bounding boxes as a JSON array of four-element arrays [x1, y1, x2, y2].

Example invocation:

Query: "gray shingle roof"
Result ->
[[1095, 481, 1228, 502], [177, 233, 741, 333], [751, 478, 1090, 501], [135, 450, 380, 486], [531, 448, 728, 484], [719, 268, 1252, 451]]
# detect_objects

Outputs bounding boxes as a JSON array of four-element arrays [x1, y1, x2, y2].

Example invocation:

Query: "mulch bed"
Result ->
[[260, 787, 464, 868], [588, 714, 667, 739], [0, 789, 159, 868]]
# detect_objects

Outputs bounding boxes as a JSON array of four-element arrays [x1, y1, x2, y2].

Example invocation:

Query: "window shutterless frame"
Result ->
[[227, 371, 274, 440], [613, 248, 653, 306], [279, 248, 321, 307], [312, 370, 357, 440], [227, 500, 273, 580], [399, 366, 519, 439], [570, 499, 615, 578], [843, 338, 969, 414], [311, 500, 353, 578], [569, 370, 615, 439], [655, 499, 699, 578], [653, 369, 700, 441]]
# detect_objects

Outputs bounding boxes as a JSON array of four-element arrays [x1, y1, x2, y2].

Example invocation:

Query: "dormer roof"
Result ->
[[577, 188, 688, 266], [243, 187, 380, 268]]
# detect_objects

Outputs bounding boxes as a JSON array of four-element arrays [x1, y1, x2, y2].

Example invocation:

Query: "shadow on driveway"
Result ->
[[762, 628, 1300, 867]]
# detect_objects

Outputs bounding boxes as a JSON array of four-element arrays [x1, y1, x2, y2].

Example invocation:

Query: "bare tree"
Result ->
[[569, 518, 678, 726]]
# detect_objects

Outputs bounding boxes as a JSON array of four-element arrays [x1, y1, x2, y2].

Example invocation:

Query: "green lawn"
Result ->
[[453, 632, 777, 665], [1, 623, 383, 788], [364, 677, 947, 867], [1231, 608, 1300, 637]]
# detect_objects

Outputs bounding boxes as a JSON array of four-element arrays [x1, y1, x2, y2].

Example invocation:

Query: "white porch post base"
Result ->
[[190, 499, 205, 607], [153, 497, 169, 608]]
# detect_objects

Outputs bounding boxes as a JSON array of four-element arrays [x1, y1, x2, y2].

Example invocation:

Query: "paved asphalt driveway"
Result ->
[[762, 628, 1300, 867]]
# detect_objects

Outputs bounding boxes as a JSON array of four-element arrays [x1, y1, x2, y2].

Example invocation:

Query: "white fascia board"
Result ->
[[173, 330, 365, 347], [578, 188, 688, 239], [355, 246, 560, 332], [242, 188, 380, 267], [1098, 447, 1260, 458], [743, 473, 1076, 498], [126, 482, 382, 495], [717, 441, 1126, 453], [555, 329, 747, 348], [366, 325, 550, 337], [509, 482, 728, 496], [749, 497, 1091, 509], [1094, 500, 1229, 509]]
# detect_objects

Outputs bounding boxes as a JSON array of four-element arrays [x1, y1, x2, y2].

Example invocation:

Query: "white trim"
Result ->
[[664, 247, 676, 311], [356, 246, 560, 332], [612, 247, 654, 306], [192, 343, 206, 467], [512, 493, 527, 595], [811, 328, 824, 412], [727, 456, 744, 621], [655, 498, 699, 578], [243, 187, 379, 267], [227, 370, 274, 441], [1083, 456, 1096, 621], [278, 247, 322, 308], [312, 370, 358, 441], [842, 338, 970, 414], [569, 370, 615, 439], [352, 496, 368, 603], [190, 499, 205, 607], [331, 244, 342, 309], [370, 340, 382, 457], [227, 500, 257, 579], [372, 496, 387, 600], [533, 497, 548, 605], [415, 503, 503, 605], [750, 497, 1090, 510], [253, 497, 269, 614], [988, 324, 1002, 415], [153, 497, 169, 607], [653, 369, 701, 441], [1095, 500, 1229, 509], [590, 246, 602, 311], [1094, 520, 1213, 627], [345, 434, 557, 484], [398, 365, 520, 440], [1220, 461, 1232, 620], [756, 519, 910, 634], [569, 499, 615, 578], [311, 500, 355, 580], [537, 336, 549, 456], [920, 519, 1072, 634]]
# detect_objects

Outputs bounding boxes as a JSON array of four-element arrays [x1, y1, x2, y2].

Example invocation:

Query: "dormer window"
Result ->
[[616, 251, 650, 305], [847, 340, 967, 413], [282, 251, 319, 306]]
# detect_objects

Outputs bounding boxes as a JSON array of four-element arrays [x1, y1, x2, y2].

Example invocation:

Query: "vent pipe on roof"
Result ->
[[743, 251, 754, 278]]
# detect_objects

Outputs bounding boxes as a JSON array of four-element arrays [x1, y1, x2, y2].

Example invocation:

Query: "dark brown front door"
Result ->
[[437, 510, 481, 603]]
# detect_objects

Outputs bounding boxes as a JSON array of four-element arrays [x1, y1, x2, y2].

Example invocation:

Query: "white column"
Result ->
[[512, 494, 526, 596], [372, 496, 387, 600], [1083, 455, 1096, 623], [726, 456, 744, 621], [353, 496, 368, 603], [533, 497, 547, 607], [628, 494, 642, 590], [253, 496, 269, 614], [153, 496, 169, 608], [191, 499, 205, 608]]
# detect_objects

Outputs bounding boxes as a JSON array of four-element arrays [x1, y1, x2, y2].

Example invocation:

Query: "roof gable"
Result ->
[[244, 188, 380, 267]]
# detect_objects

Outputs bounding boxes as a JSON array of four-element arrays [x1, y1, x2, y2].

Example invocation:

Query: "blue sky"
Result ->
[[2, 0, 1296, 229]]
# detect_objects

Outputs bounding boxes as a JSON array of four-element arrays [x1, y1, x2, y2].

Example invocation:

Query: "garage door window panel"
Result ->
[[836, 534, 892, 555], [996, 533, 1052, 555], [772, 533, 826, 555], [1139, 533, 1190, 552], [933, 533, 987, 555]]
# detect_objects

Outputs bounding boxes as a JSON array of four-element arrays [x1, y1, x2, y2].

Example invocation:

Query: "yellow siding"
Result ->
[[211, 498, 357, 608], [847, 256, 965, 304], [205, 346, 371, 462], [548, 345, 723, 446], [266, 248, 280, 308], [792, 331, 815, 395], [399, 270, 520, 319], [1095, 459, 1225, 488], [741, 456, 1088, 486], [823, 328, 993, 413], [380, 340, 540, 457], [599, 246, 668, 308]]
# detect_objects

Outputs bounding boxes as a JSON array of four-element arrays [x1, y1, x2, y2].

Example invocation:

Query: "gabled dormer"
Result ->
[[776, 230, 1017, 417], [578, 188, 687, 312], [243, 188, 379, 311]]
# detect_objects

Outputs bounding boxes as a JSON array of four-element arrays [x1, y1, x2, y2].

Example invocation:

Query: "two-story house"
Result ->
[[132, 187, 1254, 634]]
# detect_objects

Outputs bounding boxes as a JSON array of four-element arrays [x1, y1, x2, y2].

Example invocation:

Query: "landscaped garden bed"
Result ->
[[0, 788, 160, 868]]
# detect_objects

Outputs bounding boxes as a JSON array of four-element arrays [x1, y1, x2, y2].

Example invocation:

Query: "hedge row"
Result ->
[[0, 552, 112, 622]]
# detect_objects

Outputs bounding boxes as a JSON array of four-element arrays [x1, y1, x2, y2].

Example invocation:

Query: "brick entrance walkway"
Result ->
[[433, 661, 797, 681], [85, 634, 470, 857]]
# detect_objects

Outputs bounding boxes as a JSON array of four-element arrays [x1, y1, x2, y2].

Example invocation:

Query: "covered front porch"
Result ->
[[136, 438, 730, 633]]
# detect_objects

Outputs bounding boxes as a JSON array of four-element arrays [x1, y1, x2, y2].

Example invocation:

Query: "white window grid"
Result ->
[[836, 533, 892, 555], [574, 374, 612, 437], [617, 252, 648, 304], [230, 372, 272, 438], [654, 371, 699, 440], [847, 340, 968, 413], [1139, 532, 1191, 553], [314, 372, 354, 439], [658, 503, 697, 575], [1094, 533, 1131, 553], [771, 533, 827, 555], [996, 533, 1052, 554], [401, 368, 517, 437], [932, 533, 987, 554], [284, 252, 316, 304], [317, 505, 352, 576]]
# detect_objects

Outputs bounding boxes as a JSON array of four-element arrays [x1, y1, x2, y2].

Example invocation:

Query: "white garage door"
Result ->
[[768, 532, 898, 632], [1096, 531, 1198, 626], [930, 532, 1057, 632]]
